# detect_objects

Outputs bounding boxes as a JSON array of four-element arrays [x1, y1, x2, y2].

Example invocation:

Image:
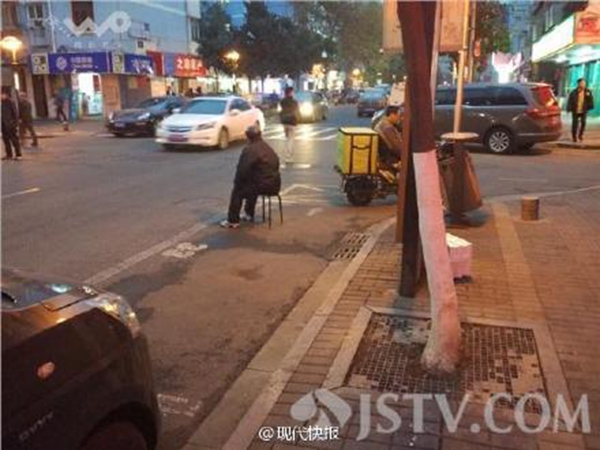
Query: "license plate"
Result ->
[[168, 134, 187, 142], [114, 123, 125, 128]]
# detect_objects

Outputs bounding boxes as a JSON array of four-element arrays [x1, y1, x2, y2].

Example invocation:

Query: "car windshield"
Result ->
[[295, 92, 313, 102], [181, 99, 227, 115], [361, 91, 385, 99], [137, 98, 167, 109]]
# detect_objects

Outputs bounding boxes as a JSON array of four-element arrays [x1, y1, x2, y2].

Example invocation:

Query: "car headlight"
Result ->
[[137, 112, 151, 121], [300, 103, 314, 116], [87, 293, 141, 337], [196, 121, 216, 130], [108, 112, 115, 122]]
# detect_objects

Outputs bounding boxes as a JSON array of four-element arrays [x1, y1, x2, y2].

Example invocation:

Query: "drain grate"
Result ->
[[346, 314, 548, 413], [331, 233, 369, 260]]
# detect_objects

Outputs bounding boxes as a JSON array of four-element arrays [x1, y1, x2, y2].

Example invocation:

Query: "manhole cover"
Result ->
[[346, 314, 548, 413], [331, 233, 369, 260]]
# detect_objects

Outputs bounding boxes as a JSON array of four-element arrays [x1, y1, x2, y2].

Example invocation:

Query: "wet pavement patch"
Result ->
[[346, 314, 548, 414]]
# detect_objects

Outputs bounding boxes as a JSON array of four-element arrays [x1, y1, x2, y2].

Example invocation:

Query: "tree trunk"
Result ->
[[397, 0, 461, 374]]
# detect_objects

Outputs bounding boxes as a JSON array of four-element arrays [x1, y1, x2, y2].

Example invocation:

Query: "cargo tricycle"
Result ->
[[334, 127, 398, 206]]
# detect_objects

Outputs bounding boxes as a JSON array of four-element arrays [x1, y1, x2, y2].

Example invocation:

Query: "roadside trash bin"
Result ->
[[438, 142, 482, 214]]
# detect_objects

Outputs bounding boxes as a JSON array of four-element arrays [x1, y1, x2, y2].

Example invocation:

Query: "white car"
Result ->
[[155, 96, 265, 150]]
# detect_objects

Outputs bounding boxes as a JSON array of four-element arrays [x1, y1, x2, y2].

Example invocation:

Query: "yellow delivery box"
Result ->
[[337, 127, 379, 175]]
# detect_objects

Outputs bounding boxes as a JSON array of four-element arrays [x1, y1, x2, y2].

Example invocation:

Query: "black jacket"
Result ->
[[234, 139, 281, 195], [2, 98, 18, 129], [567, 88, 594, 114], [279, 97, 300, 126], [18, 98, 33, 123]]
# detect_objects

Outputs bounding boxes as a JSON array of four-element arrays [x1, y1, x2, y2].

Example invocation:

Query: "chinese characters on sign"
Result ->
[[174, 54, 207, 78]]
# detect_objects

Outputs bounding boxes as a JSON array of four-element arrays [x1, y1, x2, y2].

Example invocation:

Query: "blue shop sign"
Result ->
[[48, 52, 111, 74], [124, 54, 154, 75], [163, 53, 176, 76]]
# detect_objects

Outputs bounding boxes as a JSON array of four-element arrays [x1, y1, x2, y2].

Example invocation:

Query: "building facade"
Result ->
[[1, 0, 206, 119], [530, 0, 600, 113]]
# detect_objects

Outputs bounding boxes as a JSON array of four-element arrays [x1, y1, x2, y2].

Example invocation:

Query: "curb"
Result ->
[[184, 217, 395, 450], [556, 141, 600, 150]]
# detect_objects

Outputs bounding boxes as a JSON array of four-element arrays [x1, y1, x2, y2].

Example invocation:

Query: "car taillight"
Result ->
[[526, 106, 560, 119]]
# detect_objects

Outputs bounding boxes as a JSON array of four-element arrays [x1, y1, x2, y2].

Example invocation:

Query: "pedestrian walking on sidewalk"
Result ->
[[567, 78, 594, 142], [18, 92, 38, 147], [220, 126, 281, 229], [2, 87, 23, 160], [279, 86, 300, 167], [54, 91, 69, 130]]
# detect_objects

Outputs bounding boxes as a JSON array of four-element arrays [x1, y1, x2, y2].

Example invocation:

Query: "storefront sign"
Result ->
[[147, 51, 164, 76], [47, 52, 112, 74], [532, 15, 575, 62], [30, 53, 49, 74], [164, 53, 206, 78], [576, 12, 600, 43], [112, 52, 125, 74], [125, 54, 154, 75], [383, 0, 465, 54]]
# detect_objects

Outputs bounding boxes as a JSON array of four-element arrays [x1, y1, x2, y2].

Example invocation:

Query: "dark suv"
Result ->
[[2, 268, 159, 450], [372, 83, 562, 154]]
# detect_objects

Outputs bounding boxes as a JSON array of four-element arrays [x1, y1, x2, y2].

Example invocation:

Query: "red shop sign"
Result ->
[[147, 51, 164, 77], [174, 54, 207, 78]]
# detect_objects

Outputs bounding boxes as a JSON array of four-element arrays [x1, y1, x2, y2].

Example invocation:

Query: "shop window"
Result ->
[[2, 2, 19, 28], [191, 18, 201, 43], [27, 3, 46, 20], [71, 1, 94, 27]]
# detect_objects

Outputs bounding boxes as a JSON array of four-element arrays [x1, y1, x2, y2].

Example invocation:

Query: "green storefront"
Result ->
[[532, 7, 600, 116]]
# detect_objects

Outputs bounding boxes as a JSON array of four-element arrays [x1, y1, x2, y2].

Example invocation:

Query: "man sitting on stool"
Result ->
[[221, 126, 281, 229]]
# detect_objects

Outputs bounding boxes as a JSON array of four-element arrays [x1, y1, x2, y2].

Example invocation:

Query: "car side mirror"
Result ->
[[230, 109, 240, 116]]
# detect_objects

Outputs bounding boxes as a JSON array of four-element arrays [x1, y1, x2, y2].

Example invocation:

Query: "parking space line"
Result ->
[[84, 222, 208, 286], [2, 187, 41, 199]]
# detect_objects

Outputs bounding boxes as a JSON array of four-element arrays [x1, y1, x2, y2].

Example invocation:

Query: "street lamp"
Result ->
[[1, 36, 23, 64], [352, 68, 361, 77], [225, 50, 240, 63], [224, 50, 241, 94]]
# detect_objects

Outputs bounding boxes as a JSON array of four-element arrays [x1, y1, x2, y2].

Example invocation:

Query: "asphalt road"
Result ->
[[3, 105, 600, 449]]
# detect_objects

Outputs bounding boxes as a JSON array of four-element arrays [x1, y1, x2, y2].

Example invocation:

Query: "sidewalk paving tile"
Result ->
[[232, 186, 600, 449]]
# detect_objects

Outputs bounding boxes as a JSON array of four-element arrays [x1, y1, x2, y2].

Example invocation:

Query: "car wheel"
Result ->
[[81, 421, 148, 450], [346, 178, 375, 206], [485, 127, 514, 154], [112, 132, 124, 138], [218, 128, 229, 150]]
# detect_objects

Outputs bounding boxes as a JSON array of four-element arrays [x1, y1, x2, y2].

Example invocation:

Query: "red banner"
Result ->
[[174, 54, 207, 78], [147, 51, 164, 77]]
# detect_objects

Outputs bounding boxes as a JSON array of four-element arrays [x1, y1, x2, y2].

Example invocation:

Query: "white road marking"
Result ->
[[2, 187, 41, 199], [499, 177, 548, 183], [307, 207, 323, 217], [84, 222, 208, 286], [162, 242, 208, 259], [486, 184, 600, 203], [158, 393, 203, 418]]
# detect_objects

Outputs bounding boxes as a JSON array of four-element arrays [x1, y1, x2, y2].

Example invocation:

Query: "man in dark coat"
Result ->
[[2, 87, 22, 160], [221, 126, 281, 229], [567, 78, 594, 142], [18, 92, 38, 147], [278, 86, 300, 166]]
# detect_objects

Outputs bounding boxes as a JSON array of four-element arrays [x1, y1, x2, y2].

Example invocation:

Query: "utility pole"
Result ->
[[454, 0, 471, 133], [397, 0, 461, 374], [467, 1, 477, 83]]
